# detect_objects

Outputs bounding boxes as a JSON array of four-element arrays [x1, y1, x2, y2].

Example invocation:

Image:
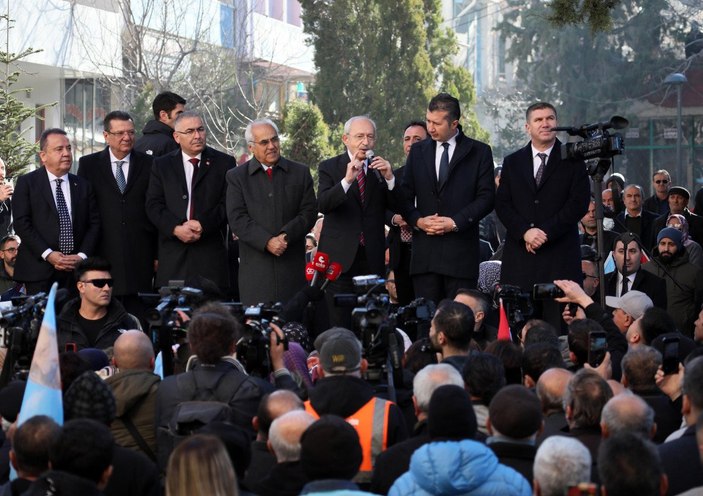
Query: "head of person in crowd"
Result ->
[[525, 101, 558, 149], [485, 339, 524, 385], [74, 257, 115, 316], [564, 369, 613, 430], [519, 319, 559, 349], [600, 392, 656, 439], [454, 288, 491, 335], [602, 188, 614, 210], [246, 118, 281, 167], [536, 367, 574, 417], [268, 410, 316, 463], [533, 436, 592, 496], [427, 384, 478, 440], [252, 389, 304, 442], [188, 303, 241, 365], [623, 184, 644, 216], [668, 186, 690, 215], [581, 199, 597, 234], [522, 342, 566, 388], [63, 370, 117, 424], [39, 128, 72, 177], [605, 290, 652, 334], [477, 260, 501, 293], [429, 300, 474, 359], [412, 363, 464, 423], [305, 233, 317, 253], [0, 234, 19, 274], [300, 415, 362, 482], [638, 306, 678, 345], [581, 258, 599, 297], [10, 415, 61, 482], [652, 169, 671, 198], [612, 232, 643, 277], [316, 327, 364, 378], [342, 116, 376, 160], [568, 319, 607, 369], [50, 419, 115, 490], [598, 432, 667, 496], [682, 356, 703, 426], [59, 351, 92, 393], [656, 227, 684, 265], [403, 337, 439, 374], [173, 111, 207, 157], [426, 93, 461, 143], [153, 91, 186, 129], [620, 346, 661, 394], [487, 385, 543, 441], [165, 434, 237, 496], [103, 110, 135, 160], [666, 213, 691, 242], [112, 330, 154, 371], [493, 166, 502, 189], [606, 173, 625, 194], [403, 120, 428, 157], [462, 352, 506, 407]]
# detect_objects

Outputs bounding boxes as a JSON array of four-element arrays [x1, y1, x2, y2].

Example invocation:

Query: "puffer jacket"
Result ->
[[389, 440, 531, 496]]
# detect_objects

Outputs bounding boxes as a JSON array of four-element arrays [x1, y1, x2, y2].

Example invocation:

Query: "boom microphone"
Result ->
[[320, 262, 343, 291]]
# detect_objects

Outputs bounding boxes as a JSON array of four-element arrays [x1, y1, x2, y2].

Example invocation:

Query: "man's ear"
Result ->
[[252, 416, 260, 433], [97, 465, 113, 491]]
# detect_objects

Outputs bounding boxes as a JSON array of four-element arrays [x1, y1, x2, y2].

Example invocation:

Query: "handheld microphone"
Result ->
[[305, 262, 316, 284], [320, 262, 343, 291], [365, 150, 384, 183], [311, 251, 330, 286]]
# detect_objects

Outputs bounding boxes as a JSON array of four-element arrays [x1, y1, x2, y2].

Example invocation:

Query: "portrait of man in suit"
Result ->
[[146, 111, 235, 290], [78, 111, 156, 315], [13, 128, 100, 294], [317, 115, 396, 328], [402, 93, 495, 303], [226, 118, 317, 305]]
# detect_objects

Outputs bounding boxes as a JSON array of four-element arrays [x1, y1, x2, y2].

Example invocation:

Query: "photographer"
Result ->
[[553, 279, 628, 381]]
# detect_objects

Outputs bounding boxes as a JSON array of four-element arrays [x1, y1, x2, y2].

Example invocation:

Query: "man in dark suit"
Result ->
[[78, 111, 156, 316], [496, 102, 589, 324], [317, 116, 397, 328], [403, 93, 495, 303], [612, 184, 659, 253], [13, 128, 100, 294], [226, 119, 317, 305], [386, 121, 428, 305], [146, 111, 235, 291], [605, 232, 667, 310]]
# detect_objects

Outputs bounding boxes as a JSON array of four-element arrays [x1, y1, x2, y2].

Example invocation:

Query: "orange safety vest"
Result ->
[[305, 396, 392, 482]]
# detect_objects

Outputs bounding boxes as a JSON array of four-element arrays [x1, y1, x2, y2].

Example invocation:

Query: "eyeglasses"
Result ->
[[107, 130, 136, 137], [655, 179, 669, 184], [350, 133, 376, 141], [80, 278, 114, 288], [1, 247, 17, 253], [249, 136, 280, 147], [176, 127, 206, 136]]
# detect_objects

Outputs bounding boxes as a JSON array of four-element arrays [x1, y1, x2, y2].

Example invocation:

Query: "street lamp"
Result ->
[[664, 72, 687, 189]]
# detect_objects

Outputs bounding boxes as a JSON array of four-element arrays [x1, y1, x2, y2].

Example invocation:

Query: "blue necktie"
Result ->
[[115, 160, 127, 193]]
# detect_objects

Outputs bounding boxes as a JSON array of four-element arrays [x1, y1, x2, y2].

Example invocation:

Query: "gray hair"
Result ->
[[413, 363, 464, 413], [268, 410, 315, 463], [623, 184, 643, 196], [174, 110, 204, 128], [343, 116, 376, 135], [600, 393, 655, 438], [533, 436, 592, 496], [245, 118, 280, 143]]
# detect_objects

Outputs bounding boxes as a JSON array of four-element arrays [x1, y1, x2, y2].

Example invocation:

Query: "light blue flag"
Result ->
[[17, 282, 63, 426]]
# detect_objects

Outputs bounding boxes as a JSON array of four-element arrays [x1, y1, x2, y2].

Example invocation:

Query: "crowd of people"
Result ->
[[0, 90, 702, 495]]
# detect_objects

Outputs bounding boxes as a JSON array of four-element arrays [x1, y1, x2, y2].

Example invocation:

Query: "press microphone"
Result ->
[[320, 262, 343, 291], [311, 251, 330, 286], [365, 150, 384, 183], [305, 262, 316, 284]]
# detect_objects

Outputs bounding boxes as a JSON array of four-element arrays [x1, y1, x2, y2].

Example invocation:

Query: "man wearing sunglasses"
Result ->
[[643, 169, 671, 217], [57, 257, 141, 351]]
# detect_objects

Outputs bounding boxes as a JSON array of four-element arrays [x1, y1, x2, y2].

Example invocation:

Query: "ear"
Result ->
[[412, 395, 421, 419], [660, 474, 669, 496], [252, 416, 260, 433], [600, 421, 609, 439], [360, 358, 368, 374], [682, 394, 691, 416], [486, 417, 493, 436], [97, 465, 113, 491], [524, 374, 536, 388], [9, 450, 17, 471], [569, 351, 578, 365], [565, 404, 574, 422], [266, 439, 274, 456], [533, 479, 541, 496], [650, 422, 658, 441], [621, 374, 628, 387]]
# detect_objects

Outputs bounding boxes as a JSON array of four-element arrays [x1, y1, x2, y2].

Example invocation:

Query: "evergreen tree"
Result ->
[[281, 100, 333, 183]]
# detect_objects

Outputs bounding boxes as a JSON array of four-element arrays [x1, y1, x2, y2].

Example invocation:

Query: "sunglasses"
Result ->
[[81, 278, 114, 288], [655, 179, 669, 184]]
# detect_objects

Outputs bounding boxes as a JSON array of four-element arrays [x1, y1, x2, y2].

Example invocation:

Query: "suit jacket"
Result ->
[[659, 425, 703, 496], [612, 209, 659, 253], [226, 157, 317, 305], [78, 148, 156, 295], [604, 269, 668, 310], [0, 200, 11, 236], [145, 146, 235, 289], [13, 168, 100, 283], [402, 132, 495, 279], [386, 165, 407, 272], [496, 140, 590, 290], [317, 152, 396, 276]]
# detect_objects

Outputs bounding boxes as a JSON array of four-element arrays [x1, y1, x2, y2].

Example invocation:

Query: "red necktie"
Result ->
[[189, 158, 199, 219], [358, 165, 367, 245], [266, 167, 273, 181]]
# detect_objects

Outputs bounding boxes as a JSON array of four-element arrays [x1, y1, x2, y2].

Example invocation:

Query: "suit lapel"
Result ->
[[422, 141, 440, 195], [98, 148, 123, 194], [68, 173, 80, 226], [37, 167, 58, 213], [537, 139, 561, 189], [192, 147, 213, 189]]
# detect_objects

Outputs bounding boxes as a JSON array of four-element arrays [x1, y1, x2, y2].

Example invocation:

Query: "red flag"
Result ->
[[497, 298, 511, 341]]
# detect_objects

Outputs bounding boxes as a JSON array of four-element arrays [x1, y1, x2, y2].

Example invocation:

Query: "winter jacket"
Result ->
[[21, 470, 103, 496], [389, 439, 531, 496], [133, 120, 179, 157], [57, 297, 141, 351]]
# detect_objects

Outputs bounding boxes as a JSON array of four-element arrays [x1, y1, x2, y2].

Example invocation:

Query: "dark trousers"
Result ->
[[325, 246, 371, 331], [412, 272, 477, 306], [393, 242, 415, 305]]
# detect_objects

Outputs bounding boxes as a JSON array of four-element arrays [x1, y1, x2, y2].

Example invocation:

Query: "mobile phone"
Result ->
[[532, 283, 565, 300], [588, 331, 607, 367], [65, 342, 77, 353], [662, 336, 680, 375]]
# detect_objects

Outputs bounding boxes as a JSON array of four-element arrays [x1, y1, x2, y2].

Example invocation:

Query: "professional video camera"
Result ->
[[392, 298, 435, 342], [554, 116, 628, 162], [0, 293, 51, 385], [235, 302, 288, 378]]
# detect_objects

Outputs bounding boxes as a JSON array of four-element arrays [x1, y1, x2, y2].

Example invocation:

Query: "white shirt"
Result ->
[[109, 150, 130, 183], [434, 131, 459, 180], [616, 272, 636, 297], [531, 144, 555, 178], [182, 151, 202, 220]]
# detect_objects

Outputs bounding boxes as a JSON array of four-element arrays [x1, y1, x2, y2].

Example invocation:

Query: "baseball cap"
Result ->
[[605, 290, 653, 319], [319, 334, 362, 374]]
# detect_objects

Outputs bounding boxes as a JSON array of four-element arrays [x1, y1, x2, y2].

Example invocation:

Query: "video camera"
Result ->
[[142, 282, 205, 328], [235, 302, 288, 378], [553, 116, 628, 162]]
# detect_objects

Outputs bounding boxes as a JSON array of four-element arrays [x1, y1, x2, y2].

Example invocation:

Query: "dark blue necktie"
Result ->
[[55, 178, 73, 254], [438, 142, 450, 185]]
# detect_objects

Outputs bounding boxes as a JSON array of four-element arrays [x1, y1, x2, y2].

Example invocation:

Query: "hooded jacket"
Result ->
[[57, 297, 140, 351]]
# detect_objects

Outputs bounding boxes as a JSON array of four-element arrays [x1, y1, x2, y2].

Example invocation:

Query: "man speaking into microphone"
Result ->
[[317, 115, 397, 328]]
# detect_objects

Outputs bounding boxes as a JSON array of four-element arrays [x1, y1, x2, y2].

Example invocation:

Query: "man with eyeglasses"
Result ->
[[146, 111, 235, 290], [57, 257, 141, 351], [0, 234, 19, 293], [226, 118, 317, 305], [78, 111, 156, 321], [643, 169, 671, 216]]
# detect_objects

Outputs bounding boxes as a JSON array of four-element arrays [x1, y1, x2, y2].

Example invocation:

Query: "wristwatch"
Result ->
[[451, 221, 459, 233]]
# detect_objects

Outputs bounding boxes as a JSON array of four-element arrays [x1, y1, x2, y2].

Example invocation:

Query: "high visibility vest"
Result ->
[[305, 396, 392, 482]]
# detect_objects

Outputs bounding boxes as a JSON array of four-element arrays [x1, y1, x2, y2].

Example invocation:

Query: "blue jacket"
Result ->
[[389, 440, 531, 496]]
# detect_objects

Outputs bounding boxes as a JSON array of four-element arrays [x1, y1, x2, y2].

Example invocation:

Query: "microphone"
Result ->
[[305, 262, 316, 284], [311, 251, 330, 286], [365, 150, 384, 183], [320, 262, 343, 291]]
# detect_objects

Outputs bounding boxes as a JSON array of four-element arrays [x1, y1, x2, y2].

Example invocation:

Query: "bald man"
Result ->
[[600, 393, 656, 440], [536, 367, 573, 444], [104, 330, 159, 457]]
